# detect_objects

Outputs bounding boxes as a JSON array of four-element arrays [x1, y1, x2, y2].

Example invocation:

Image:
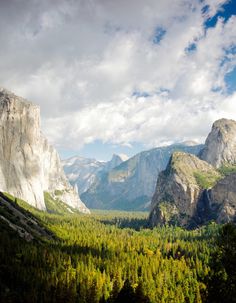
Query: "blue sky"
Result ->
[[204, 0, 236, 28], [225, 66, 236, 93], [0, 0, 236, 161]]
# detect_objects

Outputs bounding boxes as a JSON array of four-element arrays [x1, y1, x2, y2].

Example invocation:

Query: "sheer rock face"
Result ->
[[209, 173, 236, 223], [149, 152, 220, 227], [0, 88, 89, 213], [199, 119, 236, 168]]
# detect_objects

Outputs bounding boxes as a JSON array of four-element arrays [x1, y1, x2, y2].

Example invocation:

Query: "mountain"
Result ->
[[81, 143, 203, 210], [63, 153, 126, 194], [103, 154, 128, 173], [150, 118, 236, 228], [206, 173, 236, 223], [63, 157, 105, 194], [0, 88, 89, 213], [149, 152, 221, 228], [199, 118, 236, 168]]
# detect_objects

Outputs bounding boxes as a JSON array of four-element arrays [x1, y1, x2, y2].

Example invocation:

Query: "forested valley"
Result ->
[[0, 195, 235, 303]]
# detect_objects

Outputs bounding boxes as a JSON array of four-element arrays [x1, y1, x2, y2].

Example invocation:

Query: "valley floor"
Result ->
[[0, 195, 235, 303]]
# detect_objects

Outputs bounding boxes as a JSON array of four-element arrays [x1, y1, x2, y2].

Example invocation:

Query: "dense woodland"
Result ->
[[0, 197, 235, 303]]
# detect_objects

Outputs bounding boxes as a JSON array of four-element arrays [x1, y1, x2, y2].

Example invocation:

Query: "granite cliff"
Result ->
[[0, 88, 89, 213], [199, 118, 236, 168], [209, 173, 236, 223], [201, 173, 236, 224], [149, 152, 220, 227], [81, 144, 203, 210]]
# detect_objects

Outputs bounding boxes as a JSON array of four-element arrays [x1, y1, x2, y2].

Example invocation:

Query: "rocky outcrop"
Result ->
[[0, 88, 89, 213], [42, 139, 89, 212], [149, 152, 221, 227], [81, 144, 203, 210], [199, 118, 236, 168], [208, 173, 236, 223]]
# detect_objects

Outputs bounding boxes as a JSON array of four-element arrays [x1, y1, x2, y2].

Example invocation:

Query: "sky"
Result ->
[[0, 0, 236, 161]]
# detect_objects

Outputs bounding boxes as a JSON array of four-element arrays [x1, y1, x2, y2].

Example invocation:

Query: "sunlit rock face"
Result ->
[[149, 152, 220, 228], [0, 88, 89, 213], [199, 119, 236, 168], [0, 88, 45, 209]]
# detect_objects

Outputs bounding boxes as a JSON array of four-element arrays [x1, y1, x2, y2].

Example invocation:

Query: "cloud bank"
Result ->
[[0, 0, 236, 151]]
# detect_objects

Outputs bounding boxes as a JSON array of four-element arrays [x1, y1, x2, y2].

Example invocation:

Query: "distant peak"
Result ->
[[110, 153, 129, 163]]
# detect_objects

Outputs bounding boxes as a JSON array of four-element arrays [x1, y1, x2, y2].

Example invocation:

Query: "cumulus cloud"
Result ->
[[0, 0, 236, 152]]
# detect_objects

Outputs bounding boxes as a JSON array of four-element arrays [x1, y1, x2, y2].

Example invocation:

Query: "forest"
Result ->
[[0, 195, 235, 303]]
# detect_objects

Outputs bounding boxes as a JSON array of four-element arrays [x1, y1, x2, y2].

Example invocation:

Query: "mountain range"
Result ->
[[0, 88, 236, 228], [149, 118, 236, 228], [63, 143, 203, 211]]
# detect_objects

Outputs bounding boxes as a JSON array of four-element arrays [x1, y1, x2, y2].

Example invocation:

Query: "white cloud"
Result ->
[[0, 0, 236, 152]]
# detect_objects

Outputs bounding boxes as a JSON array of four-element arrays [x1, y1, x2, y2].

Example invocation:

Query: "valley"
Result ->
[[0, 193, 222, 303], [1, 1, 236, 302], [0, 89, 235, 302]]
